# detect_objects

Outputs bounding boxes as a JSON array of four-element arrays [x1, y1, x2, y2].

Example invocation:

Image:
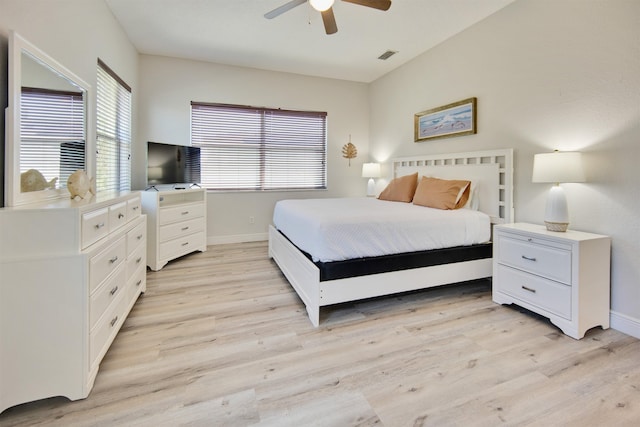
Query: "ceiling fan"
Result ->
[[264, 0, 392, 35]]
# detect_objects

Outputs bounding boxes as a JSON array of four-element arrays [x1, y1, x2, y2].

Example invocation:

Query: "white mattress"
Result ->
[[273, 197, 491, 262]]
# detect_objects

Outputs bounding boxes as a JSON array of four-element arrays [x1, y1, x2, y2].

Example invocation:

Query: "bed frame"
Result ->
[[268, 149, 514, 326]]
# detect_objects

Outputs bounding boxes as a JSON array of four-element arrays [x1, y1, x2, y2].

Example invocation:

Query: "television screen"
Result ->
[[147, 141, 201, 187]]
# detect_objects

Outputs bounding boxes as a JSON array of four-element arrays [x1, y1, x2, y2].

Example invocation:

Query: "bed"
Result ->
[[268, 149, 514, 326]]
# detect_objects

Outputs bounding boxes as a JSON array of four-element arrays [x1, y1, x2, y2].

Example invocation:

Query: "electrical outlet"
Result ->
[[249, 216, 255, 224]]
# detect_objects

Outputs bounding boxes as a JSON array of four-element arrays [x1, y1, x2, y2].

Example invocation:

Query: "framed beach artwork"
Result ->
[[414, 97, 477, 142]]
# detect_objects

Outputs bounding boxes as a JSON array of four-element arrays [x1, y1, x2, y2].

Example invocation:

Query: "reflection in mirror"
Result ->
[[5, 31, 90, 206], [20, 52, 86, 193]]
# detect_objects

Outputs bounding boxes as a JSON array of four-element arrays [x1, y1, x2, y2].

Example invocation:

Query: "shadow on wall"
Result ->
[[1, 35, 8, 208]]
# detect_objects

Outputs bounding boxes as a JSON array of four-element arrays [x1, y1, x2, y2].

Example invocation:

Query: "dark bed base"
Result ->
[[300, 241, 492, 281]]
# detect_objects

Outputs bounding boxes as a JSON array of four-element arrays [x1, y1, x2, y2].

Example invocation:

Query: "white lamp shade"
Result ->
[[362, 163, 381, 178], [309, 0, 335, 12], [532, 152, 585, 184]]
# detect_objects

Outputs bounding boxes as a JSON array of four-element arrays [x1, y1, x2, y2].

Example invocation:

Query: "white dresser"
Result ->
[[0, 192, 147, 413], [492, 222, 610, 339], [141, 188, 207, 271]]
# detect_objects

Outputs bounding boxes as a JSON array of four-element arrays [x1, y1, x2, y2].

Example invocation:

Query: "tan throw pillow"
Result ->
[[377, 172, 419, 202], [412, 177, 471, 210]]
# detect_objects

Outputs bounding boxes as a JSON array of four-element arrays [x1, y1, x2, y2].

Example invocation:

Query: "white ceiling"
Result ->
[[105, 0, 515, 83]]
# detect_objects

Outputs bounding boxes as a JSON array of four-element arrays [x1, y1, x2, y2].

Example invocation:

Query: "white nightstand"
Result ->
[[492, 223, 611, 339]]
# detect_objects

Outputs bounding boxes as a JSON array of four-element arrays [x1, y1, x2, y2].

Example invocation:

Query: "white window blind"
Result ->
[[96, 59, 131, 193], [191, 102, 327, 191], [20, 87, 85, 188]]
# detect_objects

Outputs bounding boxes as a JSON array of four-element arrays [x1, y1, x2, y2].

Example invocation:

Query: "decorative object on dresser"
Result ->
[[141, 188, 207, 271], [414, 97, 477, 142], [0, 192, 147, 414], [67, 170, 96, 200], [532, 150, 586, 232], [492, 222, 610, 339], [362, 162, 381, 196]]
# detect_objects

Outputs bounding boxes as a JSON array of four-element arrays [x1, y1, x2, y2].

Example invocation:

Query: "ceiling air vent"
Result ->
[[378, 50, 398, 60]]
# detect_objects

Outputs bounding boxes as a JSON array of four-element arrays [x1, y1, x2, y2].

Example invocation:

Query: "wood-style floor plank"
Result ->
[[1, 241, 638, 426]]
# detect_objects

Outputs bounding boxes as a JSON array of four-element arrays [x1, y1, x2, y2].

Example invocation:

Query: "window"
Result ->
[[191, 102, 327, 191], [20, 87, 85, 189], [96, 59, 131, 193]]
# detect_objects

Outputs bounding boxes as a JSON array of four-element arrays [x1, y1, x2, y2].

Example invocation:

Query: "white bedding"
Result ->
[[273, 197, 491, 262]]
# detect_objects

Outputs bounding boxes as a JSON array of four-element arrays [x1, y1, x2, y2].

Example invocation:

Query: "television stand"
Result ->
[[141, 188, 207, 270]]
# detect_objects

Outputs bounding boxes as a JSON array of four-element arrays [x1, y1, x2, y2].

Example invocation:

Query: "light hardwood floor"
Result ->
[[1, 241, 639, 426]]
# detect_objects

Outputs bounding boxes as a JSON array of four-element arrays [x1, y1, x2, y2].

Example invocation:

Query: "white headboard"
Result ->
[[391, 149, 514, 224]]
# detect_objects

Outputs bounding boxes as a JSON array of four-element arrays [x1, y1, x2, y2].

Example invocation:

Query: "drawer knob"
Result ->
[[137, 234, 143, 240], [136, 257, 142, 264], [181, 242, 189, 247], [110, 316, 119, 327], [109, 256, 119, 264], [95, 222, 105, 229], [181, 211, 190, 215], [521, 255, 537, 262], [110, 286, 118, 295], [118, 213, 125, 219], [133, 206, 139, 211], [522, 285, 537, 293], [136, 279, 142, 287], [181, 226, 189, 231]]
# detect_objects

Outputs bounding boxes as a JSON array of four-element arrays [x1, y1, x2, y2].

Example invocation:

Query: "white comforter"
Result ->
[[273, 197, 491, 262]]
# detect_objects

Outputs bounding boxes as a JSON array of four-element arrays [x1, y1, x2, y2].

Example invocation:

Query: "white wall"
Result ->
[[369, 0, 640, 332], [136, 55, 370, 243], [0, 0, 139, 206]]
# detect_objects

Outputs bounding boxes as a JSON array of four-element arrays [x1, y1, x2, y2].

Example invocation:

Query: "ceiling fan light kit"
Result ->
[[310, 0, 335, 12], [265, 0, 392, 35]]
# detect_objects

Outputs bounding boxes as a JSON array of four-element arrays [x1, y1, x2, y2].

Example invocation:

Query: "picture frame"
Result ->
[[414, 97, 477, 142]]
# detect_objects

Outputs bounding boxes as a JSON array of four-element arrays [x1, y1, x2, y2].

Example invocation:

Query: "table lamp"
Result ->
[[362, 163, 381, 197], [532, 151, 585, 232]]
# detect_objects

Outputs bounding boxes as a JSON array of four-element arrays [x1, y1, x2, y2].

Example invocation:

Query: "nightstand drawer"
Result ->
[[497, 235, 571, 284], [496, 264, 571, 320]]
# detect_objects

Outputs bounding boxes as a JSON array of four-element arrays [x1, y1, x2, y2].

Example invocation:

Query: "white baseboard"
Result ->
[[610, 310, 640, 339], [207, 233, 268, 245]]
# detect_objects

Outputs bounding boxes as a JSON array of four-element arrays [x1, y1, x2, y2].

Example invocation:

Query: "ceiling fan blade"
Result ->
[[321, 8, 338, 35], [264, 0, 307, 19], [341, 0, 391, 11]]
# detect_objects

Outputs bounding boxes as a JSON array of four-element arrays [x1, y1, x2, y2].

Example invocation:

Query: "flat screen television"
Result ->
[[146, 141, 201, 188]]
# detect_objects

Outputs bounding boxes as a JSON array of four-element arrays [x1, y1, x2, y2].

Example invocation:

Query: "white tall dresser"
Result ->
[[0, 192, 147, 413]]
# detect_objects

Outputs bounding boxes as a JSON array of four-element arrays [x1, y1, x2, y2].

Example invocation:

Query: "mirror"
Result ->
[[5, 31, 91, 207]]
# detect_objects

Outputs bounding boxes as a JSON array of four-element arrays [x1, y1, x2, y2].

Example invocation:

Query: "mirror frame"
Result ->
[[5, 31, 93, 207]]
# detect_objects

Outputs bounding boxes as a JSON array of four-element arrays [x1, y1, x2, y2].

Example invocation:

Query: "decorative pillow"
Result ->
[[412, 177, 471, 210], [377, 172, 419, 203]]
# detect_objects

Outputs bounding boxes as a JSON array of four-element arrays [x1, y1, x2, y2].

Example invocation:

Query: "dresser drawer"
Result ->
[[127, 243, 146, 277], [159, 217, 205, 242], [159, 203, 205, 225], [90, 290, 128, 367], [89, 236, 126, 293], [90, 265, 126, 330], [496, 264, 571, 319], [127, 196, 142, 220], [109, 201, 128, 232], [497, 234, 571, 284], [82, 207, 109, 249], [126, 220, 146, 255], [159, 231, 206, 260], [127, 263, 147, 301]]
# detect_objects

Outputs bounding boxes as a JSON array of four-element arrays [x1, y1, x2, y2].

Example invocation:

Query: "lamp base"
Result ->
[[367, 178, 376, 197], [544, 185, 569, 232], [545, 221, 569, 232]]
